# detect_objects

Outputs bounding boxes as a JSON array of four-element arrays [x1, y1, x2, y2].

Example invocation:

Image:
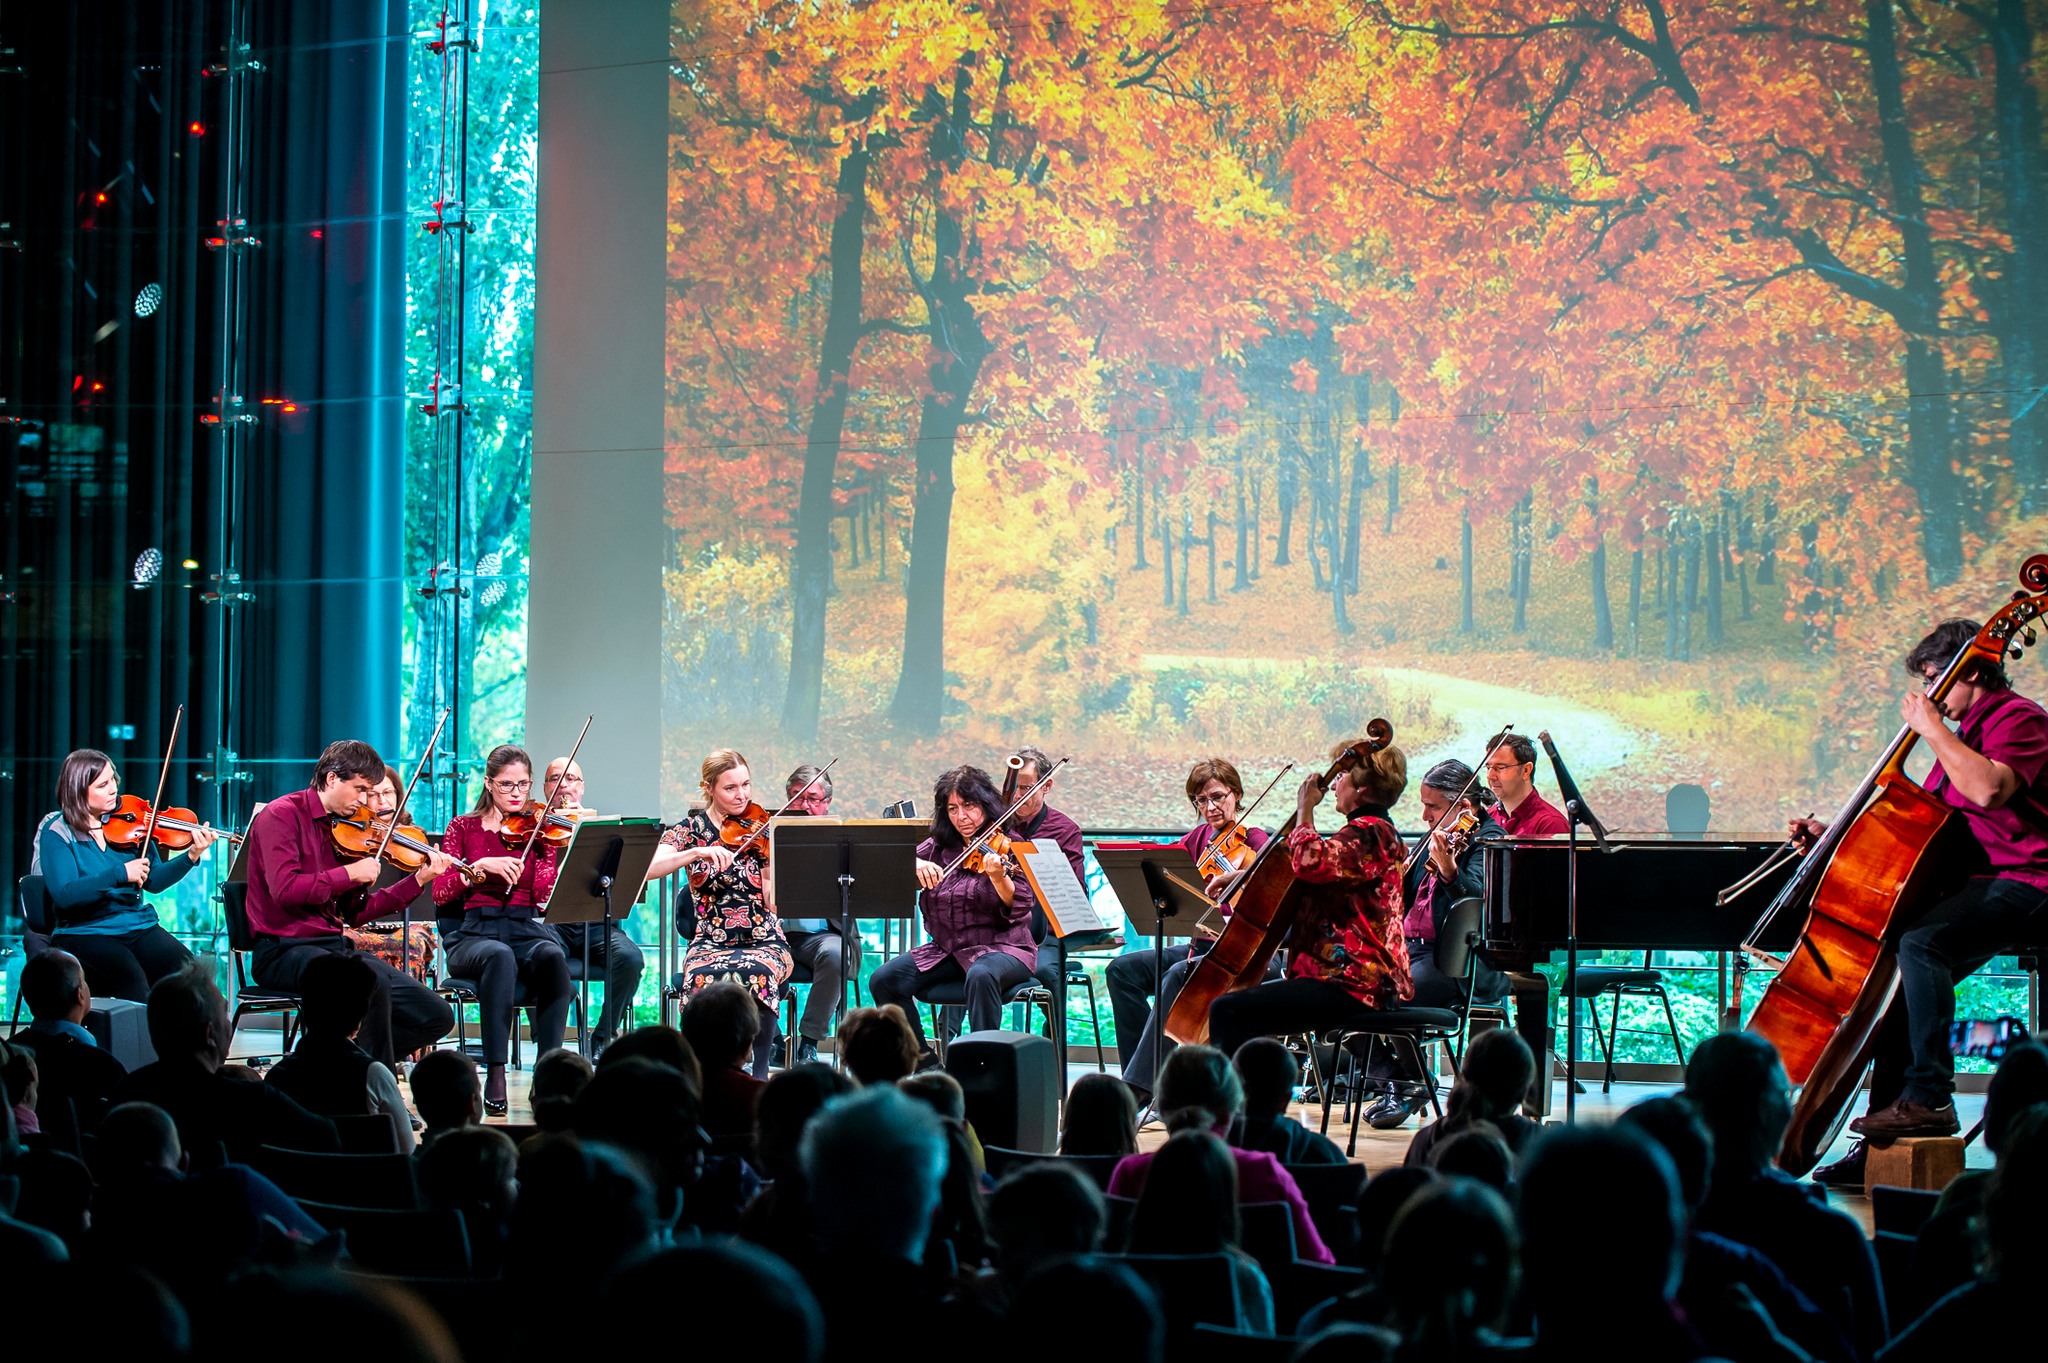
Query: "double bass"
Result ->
[[1165, 722, 1392, 1045], [1742, 556, 2048, 1174]]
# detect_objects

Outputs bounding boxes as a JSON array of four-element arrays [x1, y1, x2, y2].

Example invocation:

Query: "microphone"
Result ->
[[1538, 730, 1611, 850]]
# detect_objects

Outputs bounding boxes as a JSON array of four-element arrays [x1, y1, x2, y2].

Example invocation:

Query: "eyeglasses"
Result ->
[[1191, 793, 1233, 810], [1483, 762, 1527, 774], [490, 779, 533, 794]]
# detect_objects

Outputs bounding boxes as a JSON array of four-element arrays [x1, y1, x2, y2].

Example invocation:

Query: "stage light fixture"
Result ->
[[135, 283, 162, 317], [132, 548, 163, 587]]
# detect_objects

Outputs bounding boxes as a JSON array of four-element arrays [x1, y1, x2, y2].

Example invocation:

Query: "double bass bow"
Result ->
[[1741, 555, 2048, 1174], [1165, 721, 1394, 1046]]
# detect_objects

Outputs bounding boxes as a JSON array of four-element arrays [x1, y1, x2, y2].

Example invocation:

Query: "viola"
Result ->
[[1166, 721, 1394, 1046], [103, 794, 242, 851], [328, 804, 485, 883], [499, 801, 580, 850], [1195, 824, 1255, 881], [961, 830, 1017, 877]]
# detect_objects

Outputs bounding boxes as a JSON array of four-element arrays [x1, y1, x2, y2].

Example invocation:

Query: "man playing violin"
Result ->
[[774, 764, 858, 1068], [539, 755, 647, 1053], [245, 741, 456, 1067], [1484, 733, 1569, 837], [1106, 758, 1275, 1104], [1810, 619, 2048, 1178]]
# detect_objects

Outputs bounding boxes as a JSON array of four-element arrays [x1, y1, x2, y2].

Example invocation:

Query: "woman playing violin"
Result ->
[[870, 765, 1041, 1072], [1206, 739, 1414, 1061], [431, 745, 574, 1113], [30, 748, 219, 1001], [661, 749, 792, 1077], [1107, 758, 1276, 1103]]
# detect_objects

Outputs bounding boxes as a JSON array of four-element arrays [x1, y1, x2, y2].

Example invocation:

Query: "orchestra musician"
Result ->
[[540, 756, 647, 1052], [1483, 732, 1570, 837], [1205, 740, 1414, 1059], [1105, 757, 1275, 1104], [244, 741, 456, 1068], [660, 750, 793, 1077], [32, 748, 218, 1001], [1810, 618, 2048, 1181], [433, 745, 574, 1115], [1005, 745, 1088, 887], [1360, 759, 1508, 1130], [870, 765, 1040, 1071], [774, 764, 859, 1068], [342, 765, 441, 985]]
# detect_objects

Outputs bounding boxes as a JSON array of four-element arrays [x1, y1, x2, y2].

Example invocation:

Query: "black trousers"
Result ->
[[52, 925, 193, 1002], [869, 950, 1034, 1048], [445, 918, 573, 1067], [553, 921, 645, 1042], [1206, 976, 1371, 1063], [1867, 875, 2048, 1110], [253, 933, 455, 1067], [1105, 944, 1193, 1071]]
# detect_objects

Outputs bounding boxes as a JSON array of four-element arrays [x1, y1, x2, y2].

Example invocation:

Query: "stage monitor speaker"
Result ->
[[945, 1030, 1058, 1153], [86, 997, 157, 1071]]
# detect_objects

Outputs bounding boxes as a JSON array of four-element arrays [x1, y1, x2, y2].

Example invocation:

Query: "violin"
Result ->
[[1435, 807, 1482, 861], [1195, 824, 1255, 881], [717, 758, 840, 866], [961, 830, 1017, 877], [499, 800, 580, 850], [103, 794, 242, 852], [329, 805, 485, 883]]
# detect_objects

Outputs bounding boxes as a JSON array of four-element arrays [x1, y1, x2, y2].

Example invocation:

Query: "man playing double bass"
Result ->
[[1804, 618, 2048, 1183]]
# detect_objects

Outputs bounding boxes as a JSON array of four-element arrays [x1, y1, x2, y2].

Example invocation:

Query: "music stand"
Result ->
[[543, 817, 664, 1058], [772, 819, 925, 1056], [1093, 842, 1215, 1031]]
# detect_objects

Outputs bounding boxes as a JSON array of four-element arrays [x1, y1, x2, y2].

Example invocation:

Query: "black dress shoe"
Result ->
[[795, 1037, 819, 1066], [1812, 1140, 1867, 1188], [913, 1045, 943, 1074], [1852, 1098, 1960, 1141], [1366, 1092, 1420, 1130]]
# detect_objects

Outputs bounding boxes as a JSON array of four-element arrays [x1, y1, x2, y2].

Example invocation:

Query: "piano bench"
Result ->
[[1865, 1137, 1965, 1195]]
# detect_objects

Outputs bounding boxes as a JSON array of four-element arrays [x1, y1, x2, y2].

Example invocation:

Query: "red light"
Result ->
[[95, 192, 107, 203], [91, 382, 105, 392], [282, 404, 298, 413], [188, 122, 204, 135], [311, 229, 324, 239]]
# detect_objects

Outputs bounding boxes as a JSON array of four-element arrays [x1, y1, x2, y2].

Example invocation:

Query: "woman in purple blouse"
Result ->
[[869, 765, 1040, 1070]]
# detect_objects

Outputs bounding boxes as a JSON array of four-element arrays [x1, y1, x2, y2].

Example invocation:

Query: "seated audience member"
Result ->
[[740, 1063, 857, 1262], [682, 981, 768, 1140], [1621, 1095, 1853, 1363], [1228, 1037, 1345, 1164], [836, 1004, 921, 1087], [575, 1055, 724, 1228], [1292, 1325, 1401, 1363], [510, 1137, 661, 1359], [986, 1162, 1107, 1302], [1686, 1033, 1887, 1361], [802, 1085, 980, 1349], [10, 1143, 93, 1252], [218, 1267, 463, 1363], [593, 1021, 703, 1088], [39, 1265, 192, 1360], [1, 1039, 36, 1135], [1005, 1257, 1164, 1363], [111, 961, 338, 1163], [1105, 1043, 1333, 1263], [1427, 1125, 1515, 1192], [1881, 1103, 2048, 1363], [0, 1098, 68, 1267], [1911, 1040, 2048, 1309], [604, 1242, 826, 1363], [901, 1069, 987, 1167], [1404, 1026, 1539, 1167], [1378, 1178, 1523, 1356], [1298, 1166, 1440, 1330], [527, 1045, 594, 1137], [897, 1070, 992, 1269], [264, 951, 414, 1154], [418, 1125, 519, 1276], [91, 1101, 327, 1295], [12, 949, 128, 1136], [1125, 1128, 1276, 1336], [1521, 1124, 1718, 1361], [1059, 1071, 1138, 1159], [409, 1048, 484, 1149]]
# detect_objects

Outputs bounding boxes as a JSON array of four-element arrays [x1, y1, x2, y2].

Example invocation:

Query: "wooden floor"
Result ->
[[315, 1038, 1985, 1239]]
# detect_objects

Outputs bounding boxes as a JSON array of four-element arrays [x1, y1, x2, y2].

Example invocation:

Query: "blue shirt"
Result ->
[[27, 1018, 97, 1047], [785, 918, 831, 935], [36, 815, 199, 936]]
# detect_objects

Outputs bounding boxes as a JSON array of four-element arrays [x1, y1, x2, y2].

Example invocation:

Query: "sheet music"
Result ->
[[1013, 839, 1104, 936]]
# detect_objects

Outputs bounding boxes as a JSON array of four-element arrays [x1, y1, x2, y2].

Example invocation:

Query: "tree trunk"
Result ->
[[1705, 518, 1724, 646], [1274, 441, 1296, 568], [1384, 387, 1403, 533], [1982, 0, 2048, 509], [781, 141, 873, 740], [1511, 492, 1532, 634], [1250, 469, 1263, 580], [1460, 509, 1475, 632], [1232, 449, 1251, 592], [1132, 469, 1148, 571], [1590, 535, 1613, 651], [1178, 503, 1192, 617], [1757, 498, 1776, 585], [1664, 541, 1680, 661], [1160, 504, 1174, 607], [1342, 374, 1370, 594], [1206, 509, 1219, 604], [1628, 547, 1643, 656]]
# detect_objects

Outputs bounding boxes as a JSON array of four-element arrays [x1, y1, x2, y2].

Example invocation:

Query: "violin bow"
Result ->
[[1205, 761, 1295, 866], [376, 706, 453, 866], [137, 703, 186, 859], [517, 714, 593, 863], [1400, 724, 1511, 876], [941, 756, 1071, 880], [731, 756, 840, 859]]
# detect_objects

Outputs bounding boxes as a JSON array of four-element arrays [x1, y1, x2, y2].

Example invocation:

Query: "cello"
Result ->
[[1741, 555, 2048, 1174], [1165, 722, 1393, 1046]]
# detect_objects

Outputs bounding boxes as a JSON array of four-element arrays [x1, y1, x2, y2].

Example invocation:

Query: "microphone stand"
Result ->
[[1539, 731, 1611, 1125]]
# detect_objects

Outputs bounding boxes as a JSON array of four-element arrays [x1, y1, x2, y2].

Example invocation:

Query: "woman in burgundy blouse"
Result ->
[[869, 765, 1040, 1070], [432, 744, 572, 1113]]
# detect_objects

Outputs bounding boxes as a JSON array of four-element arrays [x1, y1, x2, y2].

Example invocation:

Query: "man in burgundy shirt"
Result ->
[[245, 740, 456, 1066], [1484, 732, 1570, 837], [1804, 621, 2048, 1174]]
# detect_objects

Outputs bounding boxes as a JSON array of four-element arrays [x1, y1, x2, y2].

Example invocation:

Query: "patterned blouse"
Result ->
[[432, 815, 559, 920], [907, 836, 1039, 974], [1284, 804, 1412, 1010], [663, 809, 792, 1009]]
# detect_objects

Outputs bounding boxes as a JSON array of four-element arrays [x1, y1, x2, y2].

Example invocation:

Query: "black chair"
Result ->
[[435, 916, 558, 1068], [8, 875, 52, 1035], [1322, 897, 1486, 1154], [1237, 1200, 1298, 1284], [252, 1144, 420, 1210], [1274, 1259, 1367, 1334], [981, 1144, 1125, 1191], [1062, 936, 1117, 1072], [1871, 1184, 1942, 1236], [924, 936, 1067, 1069], [1106, 1193, 1138, 1249], [1566, 949, 1686, 1091], [1281, 1162, 1366, 1257], [222, 880, 303, 1059], [1111, 1252, 1244, 1337], [1187, 1324, 1301, 1363], [301, 1202, 472, 1276], [332, 1111, 405, 1155]]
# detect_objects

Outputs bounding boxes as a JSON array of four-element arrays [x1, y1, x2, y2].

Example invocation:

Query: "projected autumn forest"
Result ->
[[661, 1, 2048, 830]]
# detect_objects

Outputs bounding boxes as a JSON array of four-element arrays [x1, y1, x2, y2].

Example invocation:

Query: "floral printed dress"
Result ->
[[664, 809, 792, 1009]]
